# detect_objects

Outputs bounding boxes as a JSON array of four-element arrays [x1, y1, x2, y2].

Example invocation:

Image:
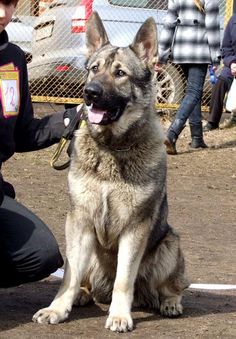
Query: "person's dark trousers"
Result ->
[[176, 63, 208, 123], [166, 64, 208, 154], [0, 196, 63, 288], [208, 76, 232, 126]]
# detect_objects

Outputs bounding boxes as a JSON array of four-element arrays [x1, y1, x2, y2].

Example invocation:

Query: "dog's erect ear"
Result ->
[[86, 11, 110, 57], [130, 17, 158, 67]]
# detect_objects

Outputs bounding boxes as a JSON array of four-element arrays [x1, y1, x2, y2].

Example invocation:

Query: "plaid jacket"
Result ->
[[158, 0, 221, 65]]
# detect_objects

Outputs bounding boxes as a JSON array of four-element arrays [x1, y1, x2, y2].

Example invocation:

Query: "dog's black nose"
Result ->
[[84, 83, 103, 102]]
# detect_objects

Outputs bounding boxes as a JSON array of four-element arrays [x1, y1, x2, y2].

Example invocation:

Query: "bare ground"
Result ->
[[0, 104, 235, 338]]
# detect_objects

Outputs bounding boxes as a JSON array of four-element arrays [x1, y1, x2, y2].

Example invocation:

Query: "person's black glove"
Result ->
[[0, 172, 4, 206], [63, 104, 83, 140], [63, 104, 84, 159]]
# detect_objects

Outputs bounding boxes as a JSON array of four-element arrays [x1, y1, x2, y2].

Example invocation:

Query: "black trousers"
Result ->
[[0, 196, 63, 288], [208, 76, 232, 125]]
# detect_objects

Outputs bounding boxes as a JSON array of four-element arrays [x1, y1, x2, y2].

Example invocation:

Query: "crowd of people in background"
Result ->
[[204, 13, 236, 132], [157, 0, 235, 155]]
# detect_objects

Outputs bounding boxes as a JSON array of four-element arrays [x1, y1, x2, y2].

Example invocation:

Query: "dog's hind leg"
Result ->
[[32, 211, 95, 324], [133, 276, 160, 309], [157, 233, 189, 317], [73, 287, 94, 306], [159, 286, 184, 317], [105, 228, 148, 333], [140, 229, 189, 317]]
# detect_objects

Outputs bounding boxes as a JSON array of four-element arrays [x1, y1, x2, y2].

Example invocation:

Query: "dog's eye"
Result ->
[[91, 65, 99, 72], [116, 69, 126, 77]]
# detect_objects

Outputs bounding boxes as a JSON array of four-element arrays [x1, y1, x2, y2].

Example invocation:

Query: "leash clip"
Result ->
[[50, 104, 85, 170]]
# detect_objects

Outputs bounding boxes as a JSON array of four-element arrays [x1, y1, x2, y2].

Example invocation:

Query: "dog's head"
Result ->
[[83, 12, 158, 130]]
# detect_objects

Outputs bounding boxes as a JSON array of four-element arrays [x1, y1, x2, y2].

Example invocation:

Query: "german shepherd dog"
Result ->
[[33, 12, 189, 332]]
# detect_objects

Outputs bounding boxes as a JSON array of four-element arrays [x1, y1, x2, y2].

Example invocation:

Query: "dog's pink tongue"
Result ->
[[88, 106, 106, 124]]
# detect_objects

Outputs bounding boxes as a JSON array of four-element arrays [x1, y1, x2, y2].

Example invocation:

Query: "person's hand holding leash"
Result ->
[[51, 104, 84, 170], [63, 104, 83, 131]]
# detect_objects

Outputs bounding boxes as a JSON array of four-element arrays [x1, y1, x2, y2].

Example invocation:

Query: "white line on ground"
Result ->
[[189, 283, 236, 290], [51, 269, 236, 290]]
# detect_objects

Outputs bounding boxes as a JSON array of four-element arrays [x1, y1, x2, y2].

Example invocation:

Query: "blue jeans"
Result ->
[[176, 64, 208, 125]]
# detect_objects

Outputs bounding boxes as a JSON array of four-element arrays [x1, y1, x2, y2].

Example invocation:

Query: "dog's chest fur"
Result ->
[[68, 125, 163, 249]]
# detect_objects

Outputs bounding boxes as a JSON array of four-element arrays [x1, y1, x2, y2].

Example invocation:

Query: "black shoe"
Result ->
[[164, 119, 185, 155], [190, 123, 208, 149], [190, 138, 208, 149], [164, 137, 177, 155], [219, 118, 236, 129], [203, 122, 219, 132]]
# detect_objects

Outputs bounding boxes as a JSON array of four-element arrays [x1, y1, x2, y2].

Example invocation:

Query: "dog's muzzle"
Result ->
[[83, 82, 127, 125]]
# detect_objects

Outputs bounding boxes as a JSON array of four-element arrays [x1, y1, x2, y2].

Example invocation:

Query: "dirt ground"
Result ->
[[0, 104, 235, 339]]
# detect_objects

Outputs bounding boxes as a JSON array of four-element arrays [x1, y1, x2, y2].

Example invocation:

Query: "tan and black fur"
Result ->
[[33, 12, 189, 332]]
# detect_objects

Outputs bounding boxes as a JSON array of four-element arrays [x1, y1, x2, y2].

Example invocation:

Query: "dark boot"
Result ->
[[203, 121, 219, 132], [219, 112, 236, 129], [190, 123, 208, 149], [164, 119, 185, 155]]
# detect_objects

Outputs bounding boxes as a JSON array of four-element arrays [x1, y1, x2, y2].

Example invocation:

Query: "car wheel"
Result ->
[[154, 63, 185, 104]]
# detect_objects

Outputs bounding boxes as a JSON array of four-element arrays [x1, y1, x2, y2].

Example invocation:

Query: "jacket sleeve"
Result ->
[[221, 15, 236, 68], [14, 54, 65, 152], [158, 0, 178, 64], [204, 0, 221, 65]]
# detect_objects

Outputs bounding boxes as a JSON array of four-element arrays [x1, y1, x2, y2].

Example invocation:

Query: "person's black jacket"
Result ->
[[220, 14, 236, 79], [0, 30, 67, 164], [0, 30, 77, 203]]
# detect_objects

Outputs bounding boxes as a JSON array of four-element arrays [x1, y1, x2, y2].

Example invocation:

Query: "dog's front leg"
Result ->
[[105, 231, 147, 332], [33, 212, 94, 324]]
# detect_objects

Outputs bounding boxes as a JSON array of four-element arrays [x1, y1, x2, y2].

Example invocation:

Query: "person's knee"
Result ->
[[43, 240, 63, 271], [0, 198, 64, 287], [25, 220, 64, 281], [31, 237, 64, 280], [186, 87, 203, 104], [0, 237, 63, 288]]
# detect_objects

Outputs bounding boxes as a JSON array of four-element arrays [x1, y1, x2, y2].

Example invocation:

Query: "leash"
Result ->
[[50, 105, 86, 170]]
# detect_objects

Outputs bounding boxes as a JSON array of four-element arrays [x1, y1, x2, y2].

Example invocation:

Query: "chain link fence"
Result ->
[[12, 0, 234, 109]]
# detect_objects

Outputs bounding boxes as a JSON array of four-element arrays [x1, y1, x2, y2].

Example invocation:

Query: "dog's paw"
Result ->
[[73, 287, 94, 306], [160, 297, 183, 317], [105, 313, 133, 332], [32, 307, 69, 324]]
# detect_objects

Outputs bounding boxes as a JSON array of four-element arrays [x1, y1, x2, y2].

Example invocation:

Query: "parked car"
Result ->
[[28, 0, 185, 104], [28, 0, 223, 106], [6, 16, 33, 63]]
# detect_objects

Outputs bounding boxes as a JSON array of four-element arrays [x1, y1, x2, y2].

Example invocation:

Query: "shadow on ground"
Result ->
[[0, 279, 235, 332]]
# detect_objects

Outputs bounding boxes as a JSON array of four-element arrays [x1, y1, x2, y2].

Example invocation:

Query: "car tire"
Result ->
[[154, 63, 185, 105]]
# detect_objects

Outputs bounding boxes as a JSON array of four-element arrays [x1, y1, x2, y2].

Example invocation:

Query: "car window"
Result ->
[[108, 0, 168, 10]]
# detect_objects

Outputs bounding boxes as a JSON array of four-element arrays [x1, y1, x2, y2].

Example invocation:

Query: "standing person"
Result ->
[[204, 14, 236, 132], [156, 0, 221, 155], [0, 0, 80, 287]]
